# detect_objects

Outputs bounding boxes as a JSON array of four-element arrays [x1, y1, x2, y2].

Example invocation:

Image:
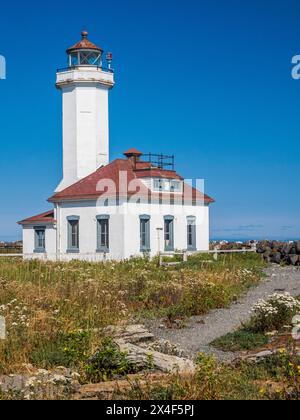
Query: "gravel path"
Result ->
[[147, 265, 300, 361]]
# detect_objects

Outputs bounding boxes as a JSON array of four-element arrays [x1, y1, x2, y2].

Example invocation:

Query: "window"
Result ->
[[170, 180, 181, 192], [187, 217, 196, 251], [97, 215, 110, 252], [140, 215, 151, 252], [153, 179, 164, 191], [79, 51, 101, 66], [164, 216, 174, 251], [34, 226, 46, 253], [153, 179, 182, 192], [67, 216, 80, 253]]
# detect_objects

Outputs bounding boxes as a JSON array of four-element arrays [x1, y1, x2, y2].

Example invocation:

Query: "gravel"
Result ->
[[146, 265, 300, 361]]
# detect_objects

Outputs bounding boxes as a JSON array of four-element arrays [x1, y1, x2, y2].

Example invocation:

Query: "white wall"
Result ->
[[56, 67, 114, 192], [123, 202, 209, 259], [58, 201, 125, 260], [22, 201, 210, 261], [22, 224, 56, 259]]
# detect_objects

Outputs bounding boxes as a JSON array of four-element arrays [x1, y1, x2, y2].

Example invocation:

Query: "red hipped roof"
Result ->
[[48, 153, 215, 204]]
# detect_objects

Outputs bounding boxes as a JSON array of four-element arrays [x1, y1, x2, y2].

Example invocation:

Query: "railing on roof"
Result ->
[[56, 66, 114, 73], [140, 153, 175, 171]]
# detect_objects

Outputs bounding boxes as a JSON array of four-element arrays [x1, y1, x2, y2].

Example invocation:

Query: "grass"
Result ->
[[0, 253, 265, 377], [211, 328, 269, 352]]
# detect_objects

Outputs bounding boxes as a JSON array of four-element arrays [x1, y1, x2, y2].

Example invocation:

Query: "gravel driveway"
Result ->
[[147, 265, 300, 361]]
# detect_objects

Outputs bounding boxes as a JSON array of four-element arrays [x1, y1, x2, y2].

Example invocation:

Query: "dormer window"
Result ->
[[153, 179, 182, 193], [153, 179, 164, 191], [170, 180, 181, 192]]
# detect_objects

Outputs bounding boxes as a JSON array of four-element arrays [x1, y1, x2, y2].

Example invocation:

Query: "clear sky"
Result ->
[[0, 0, 300, 241]]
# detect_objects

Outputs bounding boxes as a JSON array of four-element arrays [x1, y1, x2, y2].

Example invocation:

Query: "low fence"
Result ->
[[0, 246, 22, 254], [0, 247, 257, 264], [159, 247, 257, 266]]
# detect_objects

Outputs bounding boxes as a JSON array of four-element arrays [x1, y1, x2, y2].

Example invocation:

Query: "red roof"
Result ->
[[48, 154, 214, 204], [123, 148, 143, 157], [67, 31, 103, 53], [18, 210, 55, 226]]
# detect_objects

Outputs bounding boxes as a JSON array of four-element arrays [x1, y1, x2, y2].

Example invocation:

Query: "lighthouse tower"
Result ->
[[55, 31, 114, 192]]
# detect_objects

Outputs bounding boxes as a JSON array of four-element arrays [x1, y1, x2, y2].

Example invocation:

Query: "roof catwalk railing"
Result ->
[[140, 153, 175, 171]]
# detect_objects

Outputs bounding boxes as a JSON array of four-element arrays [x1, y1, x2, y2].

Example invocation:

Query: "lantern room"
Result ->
[[66, 31, 104, 68]]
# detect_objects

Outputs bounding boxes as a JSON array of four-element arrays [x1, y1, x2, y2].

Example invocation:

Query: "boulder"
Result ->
[[270, 252, 281, 264], [296, 241, 300, 255], [288, 255, 299, 266], [103, 324, 154, 344], [282, 243, 292, 255], [116, 340, 195, 374]]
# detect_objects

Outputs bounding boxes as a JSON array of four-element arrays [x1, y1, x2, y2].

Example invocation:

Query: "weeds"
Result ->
[[0, 254, 264, 375]]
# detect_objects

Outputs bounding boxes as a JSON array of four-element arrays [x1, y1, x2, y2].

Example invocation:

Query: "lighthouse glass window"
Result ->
[[79, 51, 101, 66]]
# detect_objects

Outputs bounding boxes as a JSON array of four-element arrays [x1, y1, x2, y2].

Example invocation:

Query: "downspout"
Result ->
[[55, 203, 61, 261]]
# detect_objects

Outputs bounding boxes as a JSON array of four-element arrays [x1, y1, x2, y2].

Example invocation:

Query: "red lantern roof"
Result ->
[[67, 31, 103, 53]]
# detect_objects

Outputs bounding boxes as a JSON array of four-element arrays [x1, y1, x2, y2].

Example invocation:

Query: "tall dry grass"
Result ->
[[0, 254, 265, 374]]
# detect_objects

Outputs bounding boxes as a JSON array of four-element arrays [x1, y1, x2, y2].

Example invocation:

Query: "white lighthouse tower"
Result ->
[[55, 31, 115, 192]]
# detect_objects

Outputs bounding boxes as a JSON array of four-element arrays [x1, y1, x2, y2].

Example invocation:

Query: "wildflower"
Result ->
[[259, 388, 265, 396]]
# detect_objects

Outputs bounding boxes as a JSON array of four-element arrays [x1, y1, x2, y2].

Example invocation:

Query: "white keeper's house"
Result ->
[[18, 32, 214, 261]]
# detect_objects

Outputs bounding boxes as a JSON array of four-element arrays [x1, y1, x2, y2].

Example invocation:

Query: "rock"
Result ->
[[270, 252, 281, 264], [238, 350, 274, 363], [115, 340, 195, 374], [0, 368, 80, 399], [288, 255, 299, 266], [75, 372, 191, 400], [146, 339, 187, 358], [104, 324, 154, 344], [296, 241, 300, 255], [282, 243, 293, 256]]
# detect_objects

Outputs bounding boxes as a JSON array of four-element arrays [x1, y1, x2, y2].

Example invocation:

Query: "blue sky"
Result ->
[[0, 0, 300, 241]]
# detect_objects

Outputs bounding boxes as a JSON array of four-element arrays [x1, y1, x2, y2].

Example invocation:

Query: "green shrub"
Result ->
[[85, 338, 138, 382], [30, 330, 91, 369], [249, 293, 300, 332]]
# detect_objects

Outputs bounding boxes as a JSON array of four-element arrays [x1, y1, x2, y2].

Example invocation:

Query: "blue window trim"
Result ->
[[96, 215, 110, 253], [139, 215, 151, 252], [67, 215, 80, 221], [187, 216, 197, 251], [67, 216, 80, 253], [34, 226, 46, 253], [164, 215, 174, 252]]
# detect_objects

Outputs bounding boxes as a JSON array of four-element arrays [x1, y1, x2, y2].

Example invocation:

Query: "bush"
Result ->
[[85, 338, 138, 383], [30, 330, 91, 369], [249, 293, 300, 332]]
